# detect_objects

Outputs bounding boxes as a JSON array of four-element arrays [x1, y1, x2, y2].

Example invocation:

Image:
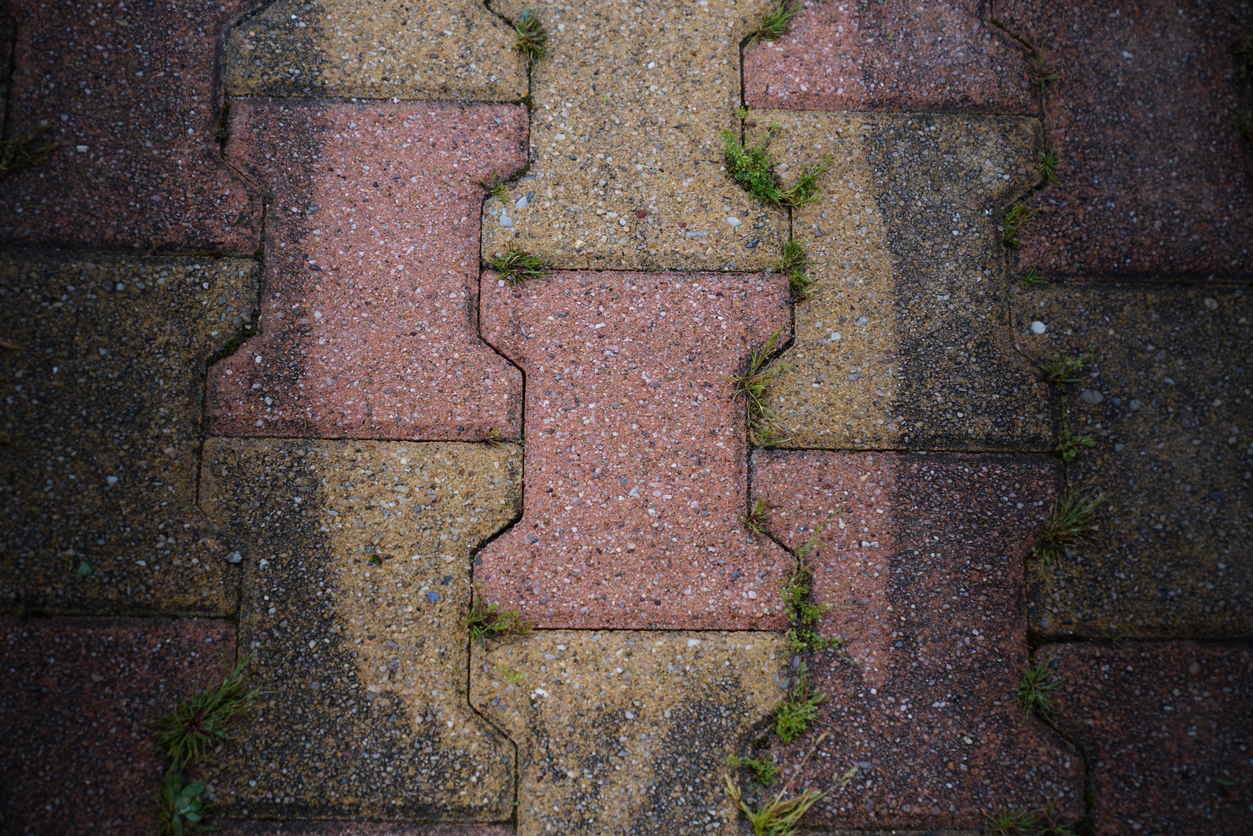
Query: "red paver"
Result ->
[[743, 0, 1032, 113], [0, 0, 259, 253], [0, 617, 234, 836], [221, 825, 513, 836], [998, 0, 1253, 279], [477, 271, 792, 630], [206, 101, 528, 441], [1039, 642, 1253, 835], [753, 451, 1083, 828]]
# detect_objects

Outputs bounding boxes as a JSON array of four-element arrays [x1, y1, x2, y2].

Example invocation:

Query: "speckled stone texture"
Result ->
[[753, 112, 1051, 450], [0, 0, 259, 253], [1039, 642, 1253, 834], [206, 101, 527, 441], [198, 438, 521, 822], [220, 824, 514, 836], [471, 630, 789, 836], [1012, 284, 1252, 639], [477, 271, 792, 629], [481, 0, 786, 272], [225, 0, 526, 101], [752, 451, 1083, 828], [743, 0, 1032, 113], [0, 617, 234, 836], [0, 255, 259, 616], [998, 0, 1253, 279]]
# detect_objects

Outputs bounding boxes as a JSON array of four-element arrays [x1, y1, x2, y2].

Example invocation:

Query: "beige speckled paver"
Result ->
[[471, 630, 790, 836], [482, 0, 785, 272], [198, 438, 521, 822], [225, 0, 527, 101], [0, 255, 258, 616], [1012, 284, 1252, 639], [752, 111, 1052, 450]]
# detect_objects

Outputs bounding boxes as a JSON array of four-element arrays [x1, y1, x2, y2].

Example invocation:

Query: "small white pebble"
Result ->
[[1030, 321, 1047, 335]]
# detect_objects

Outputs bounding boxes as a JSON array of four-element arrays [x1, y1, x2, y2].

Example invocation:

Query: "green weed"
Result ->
[[468, 587, 532, 648], [1029, 49, 1060, 92], [495, 662, 525, 684], [1003, 203, 1040, 249], [1039, 149, 1059, 183], [775, 661, 823, 743], [726, 733, 856, 836], [1043, 344, 1096, 389], [486, 427, 522, 447], [777, 239, 814, 299], [730, 328, 789, 447], [781, 527, 848, 655], [0, 126, 59, 178], [1029, 490, 1105, 582], [477, 176, 509, 200], [1018, 265, 1042, 286], [153, 768, 213, 836], [1056, 429, 1094, 462], [727, 754, 780, 790], [513, 8, 548, 60], [1015, 659, 1061, 718], [750, 2, 800, 44], [744, 497, 771, 535], [148, 655, 262, 767], [722, 128, 830, 208], [488, 246, 550, 284], [986, 801, 1077, 836]]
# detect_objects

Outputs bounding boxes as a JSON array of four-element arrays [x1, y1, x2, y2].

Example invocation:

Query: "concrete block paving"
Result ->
[[1, 1, 1249, 834]]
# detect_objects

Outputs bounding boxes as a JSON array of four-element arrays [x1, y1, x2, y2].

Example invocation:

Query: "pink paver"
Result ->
[[206, 101, 528, 441], [1039, 642, 1253, 835], [998, 0, 1253, 279], [477, 271, 792, 630], [220, 825, 513, 836], [743, 0, 1032, 113], [0, 617, 234, 836], [0, 0, 259, 253], [753, 451, 1083, 828]]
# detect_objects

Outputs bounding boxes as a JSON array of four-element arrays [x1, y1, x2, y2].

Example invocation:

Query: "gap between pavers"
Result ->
[[206, 100, 528, 442]]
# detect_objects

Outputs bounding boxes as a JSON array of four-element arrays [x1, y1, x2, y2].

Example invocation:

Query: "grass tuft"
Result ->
[[468, 586, 532, 648], [477, 176, 509, 200], [750, 2, 800, 44], [0, 126, 59, 178], [489, 246, 550, 285], [1029, 490, 1105, 582], [743, 497, 771, 535], [730, 328, 789, 447], [513, 8, 548, 59], [1043, 344, 1096, 389], [722, 128, 830, 208], [486, 427, 522, 447], [780, 526, 850, 655], [986, 801, 1077, 836], [148, 655, 262, 767], [726, 732, 856, 836], [1029, 49, 1060, 93], [1018, 265, 1042, 286], [1015, 659, 1062, 718], [153, 768, 213, 836], [727, 754, 780, 790], [1038, 149, 1059, 184], [1056, 429, 1094, 462], [777, 239, 814, 299], [775, 662, 823, 743], [1003, 203, 1040, 249]]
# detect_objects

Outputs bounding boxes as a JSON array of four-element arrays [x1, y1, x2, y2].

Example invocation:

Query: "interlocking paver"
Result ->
[[752, 112, 1051, 450], [470, 630, 788, 836], [481, 0, 786, 272], [753, 450, 1083, 828], [0, 255, 259, 616], [743, 0, 1033, 113], [198, 438, 520, 822], [0, 617, 234, 836], [220, 826, 513, 836], [0, 0, 259, 253], [1011, 284, 1252, 638], [225, 0, 527, 101], [206, 101, 527, 441], [477, 270, 792, 629], [997, 0, 1253, 279], [1038, 641, 1253, 834]]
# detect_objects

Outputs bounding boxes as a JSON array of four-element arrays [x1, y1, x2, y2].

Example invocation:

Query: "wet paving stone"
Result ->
[[206, 100, 527, 442], [477, 270, 792, 630], [219, 826, 514, 836]]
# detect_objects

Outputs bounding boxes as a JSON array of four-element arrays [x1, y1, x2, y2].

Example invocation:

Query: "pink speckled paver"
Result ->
[[0, 617, 234, 836], [752, 451, 1083, 829], [0, 0, 259, 253], [478, 271, 792, 630], [743, 0, 1032, 113], [206, 101, 528, 441]]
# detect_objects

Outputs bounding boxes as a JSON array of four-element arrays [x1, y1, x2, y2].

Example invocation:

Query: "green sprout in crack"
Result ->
[[477, 176, 510, 200], [468, 586, 533, 648], [775, 661, 823, 743], [1043, 344, 1096, 389], [730, 328, 789, 447], [728, 754, 780, 790], [777, 239, 814, 299], [1018, 265, 1042, 286], [726, 732, 856, 836], [722, 128, 830, 209], [780, 526, 850, 656], [1029, 490, 1105, 584], [750, 1, 800, 45], [147, 655, 262, 767], [486, 426, 522, 447], [737, 105, 753, 120], [1234, 32, 1252, 79], [488, 246, 550, 284], [1038, 148, 1059, 184], [1056, 428, 1094, 462], [1003, 203, 1040, 249], [153, 768, 213, 836], [1029, 49, 1060, 93], [1015, 659, 1062, 718], [743, 497, 771, 536], [513, 7, 548, 60], [986, 801, 1077, 836], [0, 125, 59, 178]]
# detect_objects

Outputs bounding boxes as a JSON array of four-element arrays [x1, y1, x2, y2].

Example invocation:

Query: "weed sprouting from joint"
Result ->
[[1056, 429, 1094, 462], [489, 246, 550, 285], [727, 754, 780, 790], [1029, 490, 1105, 584], [780, 526, 850, 656], [750, 1, 800, 44], [1234, 32, 1252, 79], [1015, 659, 1062, 718], [986, 801, 1077, 836], [1043, 344, 1096, 389], [726, 731, 856, 836], [1038, 149, 1059, 184], [1029, 48, 1060, 93], [148, 655, 262, 767], [777, 239, 814, 299], [477, 176, 509, 200], [730, 328, 789, 447], [1018, 265, 1042, 286], [1003, 203, 1040, 249], [154, 768, 213, 836], [0, 126, 59, 178], [486, 427, 522, 447], [744, 497, 771, 535], [513, 8, 548, 60], [468, 586, 533, 648], [722, 128, 830, 209], [775, 661, 823, 742]]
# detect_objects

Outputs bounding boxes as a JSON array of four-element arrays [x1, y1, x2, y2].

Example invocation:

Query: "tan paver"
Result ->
[[470, 630, 789, 836], [0, 255, 259, 616], [198, 438, 520, 822], [754, 112, 1052, 450], [482, 0, 786, 272], [225, 0, 527, 101]]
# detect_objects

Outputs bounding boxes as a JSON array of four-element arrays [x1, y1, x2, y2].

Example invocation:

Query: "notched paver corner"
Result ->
[[0, 254, 260, 616], [207, 100, 527, 442], [225, 0, 527, 101], [752, 111, 1052, 451], [198, 438, 522, 822], [471, 630, 789, 836], [752, 450, 1083, 829]]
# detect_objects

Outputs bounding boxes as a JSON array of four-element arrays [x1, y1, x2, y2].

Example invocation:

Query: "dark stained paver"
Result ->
[[998, 0, 1253, 279], [1011, 284, 1252, 639], [477, 270, 793, 630], [1, 255, 259, 616], [744, 0, 1033, 113], [220, 826, 513, 836], [0, 0, 259, 253], [1039, 641, 1253, 834], [753, 450, 1083, 829], [206, 100, 527, 442], [0, 617, 234, 836]]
